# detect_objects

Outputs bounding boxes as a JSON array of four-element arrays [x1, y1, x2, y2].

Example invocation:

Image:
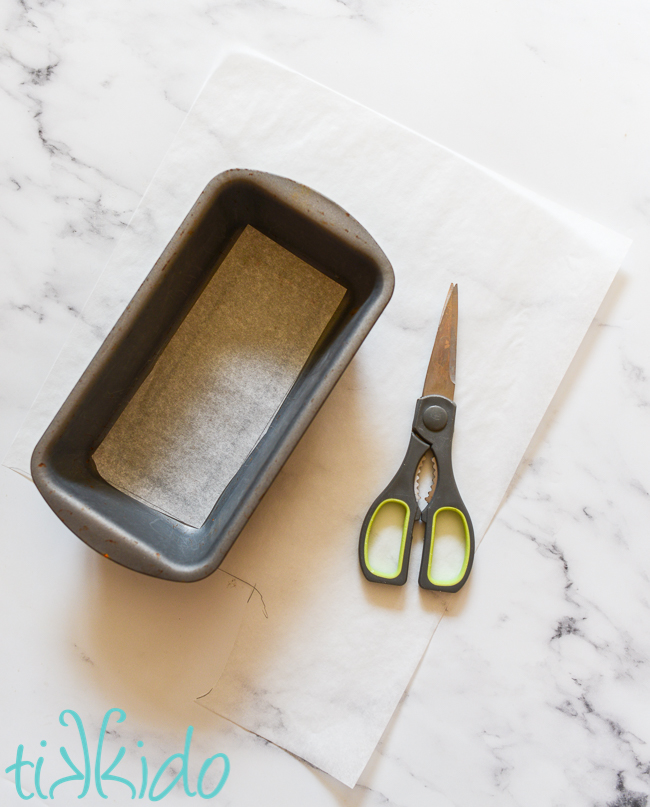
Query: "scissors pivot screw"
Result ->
[[422, 405, 447, 431]]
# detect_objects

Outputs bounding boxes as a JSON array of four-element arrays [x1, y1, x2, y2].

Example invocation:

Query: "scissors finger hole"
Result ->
[[428, 508, 470, 587], [364, 499, 409, 579]]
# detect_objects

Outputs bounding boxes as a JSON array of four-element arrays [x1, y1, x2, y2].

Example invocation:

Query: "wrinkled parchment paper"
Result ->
[[5, 54, 630, 787]]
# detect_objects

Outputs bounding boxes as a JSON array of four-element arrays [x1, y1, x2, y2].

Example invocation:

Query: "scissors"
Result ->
[[359, 283, 474, 592]]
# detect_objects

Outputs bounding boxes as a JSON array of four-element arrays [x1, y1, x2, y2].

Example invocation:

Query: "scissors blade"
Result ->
[[422, 283, 457, 400]]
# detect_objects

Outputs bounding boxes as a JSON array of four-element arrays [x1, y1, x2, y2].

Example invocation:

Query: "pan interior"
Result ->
[[93, 225, 346, 528]]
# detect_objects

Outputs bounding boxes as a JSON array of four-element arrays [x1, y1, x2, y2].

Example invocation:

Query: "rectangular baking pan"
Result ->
[[31, 169, 394, 581]]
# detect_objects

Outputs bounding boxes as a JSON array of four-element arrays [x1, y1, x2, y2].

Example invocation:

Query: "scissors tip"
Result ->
[[442, 283, 458, 312]]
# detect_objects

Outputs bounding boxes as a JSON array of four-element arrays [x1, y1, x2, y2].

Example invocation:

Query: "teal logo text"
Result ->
[[5, 709, 229, 800]]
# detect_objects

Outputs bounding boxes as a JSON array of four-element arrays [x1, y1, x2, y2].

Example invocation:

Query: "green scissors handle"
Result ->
[[359, 394, 474, 592]]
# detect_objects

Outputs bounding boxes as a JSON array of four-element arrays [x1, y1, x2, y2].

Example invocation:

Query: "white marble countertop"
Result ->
[[1, 1, 649, 805]]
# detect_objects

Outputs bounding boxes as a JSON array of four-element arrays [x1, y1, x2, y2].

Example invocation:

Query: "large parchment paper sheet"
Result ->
[[5, 54, 631, 786]]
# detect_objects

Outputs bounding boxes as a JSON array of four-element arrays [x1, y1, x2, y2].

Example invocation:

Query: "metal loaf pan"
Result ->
[[31, 169, 394, 581]]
